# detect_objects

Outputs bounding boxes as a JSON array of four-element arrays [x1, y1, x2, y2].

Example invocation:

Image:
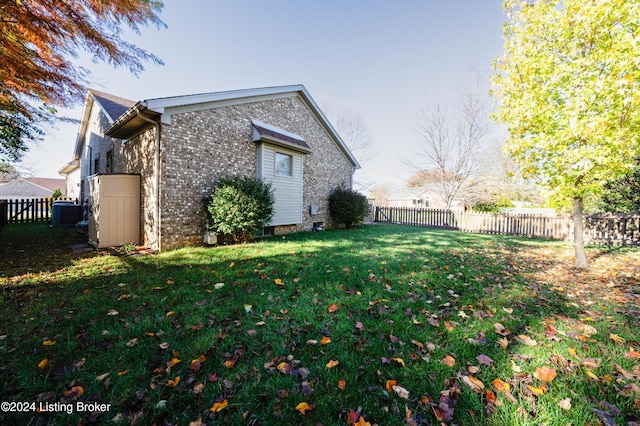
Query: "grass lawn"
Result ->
[[0, 222, 639, 425]]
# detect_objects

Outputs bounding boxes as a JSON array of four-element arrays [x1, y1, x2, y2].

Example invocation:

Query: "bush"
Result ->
[[328, 185, 368, 229], [207, 176, 274, 243]]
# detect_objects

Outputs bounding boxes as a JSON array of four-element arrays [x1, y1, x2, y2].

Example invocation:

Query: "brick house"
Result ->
[[59, 85, 360, 250]]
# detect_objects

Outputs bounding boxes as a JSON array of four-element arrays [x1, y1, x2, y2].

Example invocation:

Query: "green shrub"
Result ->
[[207, 176, 274, 243], [328, 185, 368, 229]]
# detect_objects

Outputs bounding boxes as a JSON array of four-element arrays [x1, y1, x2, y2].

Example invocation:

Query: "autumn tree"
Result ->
[[413, 71, 490, 209], [0, 0, 165, 162], [492, 0, 640, 268]]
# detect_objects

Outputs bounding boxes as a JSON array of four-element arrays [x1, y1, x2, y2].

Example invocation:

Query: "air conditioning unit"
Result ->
[[51, 201, 82, 227]]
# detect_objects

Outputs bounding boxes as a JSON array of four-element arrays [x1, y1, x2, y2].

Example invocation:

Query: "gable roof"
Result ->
[[61, 90, 136, 172], [89, 90, 136, 122], [105, 85, 360, 169]]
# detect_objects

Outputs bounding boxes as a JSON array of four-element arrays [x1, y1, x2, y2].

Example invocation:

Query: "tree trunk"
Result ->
[[573, 197, 589, 269]]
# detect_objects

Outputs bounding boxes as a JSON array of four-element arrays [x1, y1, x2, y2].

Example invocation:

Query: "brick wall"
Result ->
[[157, 95, 355, 249]]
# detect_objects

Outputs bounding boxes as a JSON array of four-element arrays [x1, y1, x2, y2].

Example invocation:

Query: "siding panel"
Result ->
[[261, 145, 303, 226]]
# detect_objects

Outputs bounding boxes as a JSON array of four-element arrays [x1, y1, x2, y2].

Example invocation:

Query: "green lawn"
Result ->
[[0, 223, 638, 425]]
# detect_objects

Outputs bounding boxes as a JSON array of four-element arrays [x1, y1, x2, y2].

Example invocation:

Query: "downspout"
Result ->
[[136, 111, 161, 251]]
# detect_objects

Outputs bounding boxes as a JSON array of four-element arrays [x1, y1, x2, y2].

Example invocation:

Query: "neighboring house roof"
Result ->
[[59, 90, 136, 175], [24, 177, 65, 192], [105, 84, 360, 169], [0, 177, 63, 198]]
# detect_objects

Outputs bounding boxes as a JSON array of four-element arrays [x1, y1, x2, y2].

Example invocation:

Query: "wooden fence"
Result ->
[[374, 206, 640, 246], [0, 197, 77, 228]]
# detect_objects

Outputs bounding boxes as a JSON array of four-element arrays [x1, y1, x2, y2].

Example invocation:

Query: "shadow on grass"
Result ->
[[0, 222, 93, 280], [0, 224, 637, 425]]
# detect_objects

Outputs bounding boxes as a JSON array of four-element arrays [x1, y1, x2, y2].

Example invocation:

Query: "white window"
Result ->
[[275, 152, 292, 176]]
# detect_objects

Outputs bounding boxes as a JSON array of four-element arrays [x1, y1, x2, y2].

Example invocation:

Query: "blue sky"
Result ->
[[24, 0, 506, 190]]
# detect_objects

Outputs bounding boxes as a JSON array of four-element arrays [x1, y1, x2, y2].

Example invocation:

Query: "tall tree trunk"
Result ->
[[573, 197, 589, 269]]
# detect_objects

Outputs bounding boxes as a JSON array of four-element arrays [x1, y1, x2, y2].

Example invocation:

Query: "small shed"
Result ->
[[88, 174, 140, 248]]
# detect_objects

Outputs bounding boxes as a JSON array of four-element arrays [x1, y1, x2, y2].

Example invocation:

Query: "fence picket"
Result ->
[[0, 197, 78, 226], [373, 207, 639, 246]]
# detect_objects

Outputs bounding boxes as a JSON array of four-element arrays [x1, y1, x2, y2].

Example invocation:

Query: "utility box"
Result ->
[[88, 174, 140, 248], [51, 201, 82, 226]]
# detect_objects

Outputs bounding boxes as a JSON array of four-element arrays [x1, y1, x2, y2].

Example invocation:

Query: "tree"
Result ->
[[0, 162, 20, 183], [413, 71, 491, 209], [330, 106, 373, 164], [0, 0, 165, 162], [598, 159, 640, 213], [492, 0, 640, 268]]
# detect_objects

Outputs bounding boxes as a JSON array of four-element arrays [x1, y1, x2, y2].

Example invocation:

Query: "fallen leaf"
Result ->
[[159, 342, 169, 350], [493, 378, 511, 393], [328, 303, 339, 313], [410, 339, 424, 349], [338, 379, 346, 389], [527, 385, 545, 396], [610, 333, 625, 344], [214, 282, 225, 289], [166, 376, 180, 387], [274, 278, 284, 286], [558, 398, 571, 410], [42, 339, 56, 346], [224, 359, 236, 368], [193, 382, 204, 394], [386, 379, 397, 392], [107, 310, 119, 316], [392, 357, 405, 367], [118, 370, 128, 376], [535, 366, 557, 383], [166, 357, 181, 368], [442, 355, 456, 367], [392, 384, 410, 399], [295, 402, 314, 415], [166, 311, 176, 317], [38, 359, 49, 369], [462, 375, 484, 393], [354, 415, 371, 426], [514, 334, 537, 346], [63, 386, 84, 398], [209, 399, 228, 413], [320, 336, 332, 345], [494, 323, 510, 336], [326, 359, 339, 369], [477, 354, 494, 366], [585, 370, 599, 380], [189, 417, 205, 426], [190, 355, 206, 372], [96, 372, 109, 381], [581, 358, 600, 369], [125, 338, 138, 347], [277, 362, 291, 374], [626, 348, 640, 359]]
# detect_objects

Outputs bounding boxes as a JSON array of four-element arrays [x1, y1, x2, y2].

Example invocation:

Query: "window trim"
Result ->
[[275, 152, 293, 177]]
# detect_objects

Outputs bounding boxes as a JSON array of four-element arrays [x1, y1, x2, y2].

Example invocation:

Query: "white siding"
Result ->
[[259, 144, 303, 226]]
